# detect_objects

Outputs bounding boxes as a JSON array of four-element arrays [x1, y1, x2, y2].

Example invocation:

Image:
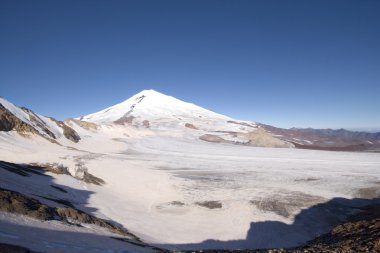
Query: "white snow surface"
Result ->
[[79, 89, 257, 133], [1, 92, 380, 252], [81, 89, 230, 123], [1, 125, 380, 251]]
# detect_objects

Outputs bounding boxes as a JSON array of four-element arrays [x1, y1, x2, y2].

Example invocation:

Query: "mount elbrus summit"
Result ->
[[0, 90, 380, 253]]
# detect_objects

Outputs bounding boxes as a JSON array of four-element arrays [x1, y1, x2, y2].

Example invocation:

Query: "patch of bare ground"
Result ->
[[0, 187, 139, 240], [355, 187, 380, 199], [242, 128, 292, 148], [142, 120, 150, 128], [185, 123, 198, 129], [199, 134, 225, 143], [66, 118, 98, 130], [170, 201, 185, 206], [250, 191, 325, 218], [195, 201, 222, 209], [114, 116, 135, 125]]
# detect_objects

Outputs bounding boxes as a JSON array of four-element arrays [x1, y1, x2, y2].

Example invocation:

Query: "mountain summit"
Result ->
[[80, 89, 230, 125]]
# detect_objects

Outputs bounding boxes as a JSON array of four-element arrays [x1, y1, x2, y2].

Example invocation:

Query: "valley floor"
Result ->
[[1, 130, 380, 252]]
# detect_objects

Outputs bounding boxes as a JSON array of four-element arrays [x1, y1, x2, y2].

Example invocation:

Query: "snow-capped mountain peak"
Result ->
[[80, 89, 231, 125]]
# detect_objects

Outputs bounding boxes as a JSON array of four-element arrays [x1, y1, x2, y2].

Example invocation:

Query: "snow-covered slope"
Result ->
[[81, 89, 230, 123], [0, 97, 80, 144], [1, 92, 380, 252], [79, 89, 256, 132]]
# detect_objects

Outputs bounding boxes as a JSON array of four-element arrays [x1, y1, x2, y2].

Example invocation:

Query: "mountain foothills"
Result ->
[[0, 89, 380, 253]]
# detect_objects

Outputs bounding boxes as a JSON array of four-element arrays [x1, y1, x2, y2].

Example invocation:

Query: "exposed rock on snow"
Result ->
[[199, 134, 225, 143], [28, 162, 71, 175], [0, 104, 39, 134], [0, 187, 55, 220], [0, 186, 138, 239], [195, 201, 223, 209], [73, 162, 105, 185], [185, 123, 198, 129], [0, 98, 81, 144], [49, 117, 81, 143]]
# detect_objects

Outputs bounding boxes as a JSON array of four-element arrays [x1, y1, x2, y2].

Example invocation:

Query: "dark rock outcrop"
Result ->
[[0, 104, 38, 134], [49, 117, 80, 143], [199, 134, 225, 143], [0, 187, 55, 220], [195, 201, 222, 209], [185, 123, 198, 129], [0, 103, 81, 143]]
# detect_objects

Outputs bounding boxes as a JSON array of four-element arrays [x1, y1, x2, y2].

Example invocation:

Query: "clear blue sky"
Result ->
[[1, 0, 379, 129]]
